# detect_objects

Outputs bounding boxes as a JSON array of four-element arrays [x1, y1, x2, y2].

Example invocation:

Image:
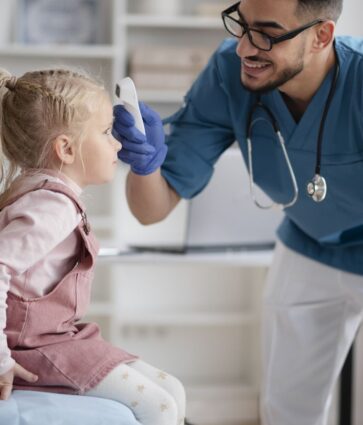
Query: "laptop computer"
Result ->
[[125, 147, 283, 254]]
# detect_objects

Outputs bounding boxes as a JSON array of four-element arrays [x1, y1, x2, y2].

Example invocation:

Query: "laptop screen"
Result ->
[[129, 147, 282, 253]]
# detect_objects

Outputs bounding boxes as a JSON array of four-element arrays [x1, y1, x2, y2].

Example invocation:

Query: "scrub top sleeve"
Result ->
[[161, 47, 236, 199]]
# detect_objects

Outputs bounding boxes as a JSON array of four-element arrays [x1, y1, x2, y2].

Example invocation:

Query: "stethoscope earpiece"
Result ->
[[306, 174, 327, 202]]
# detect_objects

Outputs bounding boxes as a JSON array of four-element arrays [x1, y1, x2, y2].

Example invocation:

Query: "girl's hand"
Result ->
[[0, 362, 38, 400]]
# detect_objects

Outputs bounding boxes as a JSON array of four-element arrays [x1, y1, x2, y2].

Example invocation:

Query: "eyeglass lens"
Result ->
[[223, 9, 272, 50]]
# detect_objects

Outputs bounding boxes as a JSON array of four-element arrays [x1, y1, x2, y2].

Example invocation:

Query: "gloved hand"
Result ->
[[113, 102, 168, 176]]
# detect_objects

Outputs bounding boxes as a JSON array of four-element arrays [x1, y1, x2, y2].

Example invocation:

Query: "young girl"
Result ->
[[0, 68, 186, 425]]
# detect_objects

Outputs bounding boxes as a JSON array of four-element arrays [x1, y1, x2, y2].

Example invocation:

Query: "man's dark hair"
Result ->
[[296, 0, 343, 22]]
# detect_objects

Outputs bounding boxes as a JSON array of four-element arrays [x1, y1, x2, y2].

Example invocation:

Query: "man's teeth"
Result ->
[[244, 61, 270, 69]]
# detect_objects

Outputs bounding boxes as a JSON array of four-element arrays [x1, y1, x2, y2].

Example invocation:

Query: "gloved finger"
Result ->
[[0, 384, 12, 400], [139, 102, 162, 126], [120, 139, 156, 154], [113, 105, 135, 127], [113, 117, 139, 139], [132, 144, 168, 175], [113, 126, 145, 144], [14, 363, 38, 383], [117, 151, 133, 165], [118, 149, 154, 165], [112, 128, 122, 143]]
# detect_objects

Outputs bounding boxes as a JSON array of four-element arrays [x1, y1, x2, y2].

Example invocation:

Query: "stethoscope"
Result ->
[[246, 59, 340, 210]]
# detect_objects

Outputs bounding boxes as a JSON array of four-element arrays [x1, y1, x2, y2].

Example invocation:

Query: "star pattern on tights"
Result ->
[[137, 384, 145, 393], [158, 371, 167, 380]]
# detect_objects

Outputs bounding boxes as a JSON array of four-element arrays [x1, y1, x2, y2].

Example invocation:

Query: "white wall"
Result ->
[[336, 0, 362, 36]]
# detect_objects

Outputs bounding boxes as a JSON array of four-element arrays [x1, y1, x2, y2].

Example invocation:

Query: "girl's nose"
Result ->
[[113, 136, 122, 152]]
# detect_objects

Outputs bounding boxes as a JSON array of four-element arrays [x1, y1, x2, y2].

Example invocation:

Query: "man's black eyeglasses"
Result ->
[[221, 2, 324, 51]]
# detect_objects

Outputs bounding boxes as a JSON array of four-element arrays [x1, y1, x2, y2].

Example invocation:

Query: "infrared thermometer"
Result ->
[[115, 77, 145, 135]]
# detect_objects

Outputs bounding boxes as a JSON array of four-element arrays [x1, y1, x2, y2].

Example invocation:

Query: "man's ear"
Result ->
[[312, 20, 335, 51], [54, 135, 76, 164]]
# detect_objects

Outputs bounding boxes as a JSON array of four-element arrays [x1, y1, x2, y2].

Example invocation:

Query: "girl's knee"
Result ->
[[165, 374, 186, 405], [159, 393, 179, 425], [160, 374, 186, 425], [137, 387, 178, 425]]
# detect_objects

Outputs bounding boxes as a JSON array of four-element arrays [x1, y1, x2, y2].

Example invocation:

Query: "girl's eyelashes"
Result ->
[[104, 127, 112, 136]]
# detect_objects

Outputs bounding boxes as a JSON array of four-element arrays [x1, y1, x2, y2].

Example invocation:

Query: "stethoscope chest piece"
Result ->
[[307, 174, 327, 202]]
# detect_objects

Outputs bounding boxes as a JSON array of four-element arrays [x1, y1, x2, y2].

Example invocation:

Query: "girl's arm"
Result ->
[[0, 265, 15, 374], [0, 265, 38, 400]]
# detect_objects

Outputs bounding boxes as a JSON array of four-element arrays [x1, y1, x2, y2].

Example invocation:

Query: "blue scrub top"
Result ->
[[161, 36, 363, 276]]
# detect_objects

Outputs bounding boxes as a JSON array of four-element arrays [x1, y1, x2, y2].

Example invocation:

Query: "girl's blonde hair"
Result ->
[[0, 68, 106, 209]]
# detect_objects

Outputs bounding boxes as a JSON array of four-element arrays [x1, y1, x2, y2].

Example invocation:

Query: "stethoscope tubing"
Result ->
[[247, 116, 299, 210], [246, 57, 340, 209]]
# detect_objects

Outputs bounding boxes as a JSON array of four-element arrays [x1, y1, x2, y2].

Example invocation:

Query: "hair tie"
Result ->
[[5, 76, 17, 91]]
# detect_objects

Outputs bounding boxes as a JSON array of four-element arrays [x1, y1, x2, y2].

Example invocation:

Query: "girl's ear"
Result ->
[[54, 135, 76, 164]]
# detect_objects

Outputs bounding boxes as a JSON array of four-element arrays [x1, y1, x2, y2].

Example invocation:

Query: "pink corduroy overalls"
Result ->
[[4, 180, 136, 394]]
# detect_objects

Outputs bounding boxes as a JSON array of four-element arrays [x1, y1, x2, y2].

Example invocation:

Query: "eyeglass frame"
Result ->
[[221, 1, 325, 51]]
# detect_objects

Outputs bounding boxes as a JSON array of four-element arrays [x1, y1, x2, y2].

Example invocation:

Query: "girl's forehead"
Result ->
[[90, 97, 113, 123]]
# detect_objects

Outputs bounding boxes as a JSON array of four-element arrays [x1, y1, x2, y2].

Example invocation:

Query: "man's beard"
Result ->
[[242, 45, 306, 93]]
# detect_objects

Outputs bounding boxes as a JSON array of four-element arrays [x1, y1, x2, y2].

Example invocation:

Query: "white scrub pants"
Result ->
[[261, 241, 363, 425]]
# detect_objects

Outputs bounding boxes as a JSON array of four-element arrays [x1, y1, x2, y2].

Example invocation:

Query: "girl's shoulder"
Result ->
[[1, 180, 82, 237], [0, 183, 82, 276]]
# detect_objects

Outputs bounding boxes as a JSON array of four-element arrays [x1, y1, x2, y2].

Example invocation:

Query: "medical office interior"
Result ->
[[0, 0, 362, 424]]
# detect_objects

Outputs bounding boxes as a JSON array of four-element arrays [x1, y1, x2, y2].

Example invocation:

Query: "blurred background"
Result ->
[[0, 1, 362, 425]]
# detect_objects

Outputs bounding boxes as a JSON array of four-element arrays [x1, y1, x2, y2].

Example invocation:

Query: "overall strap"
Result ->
[[2, 179, 91, 235]]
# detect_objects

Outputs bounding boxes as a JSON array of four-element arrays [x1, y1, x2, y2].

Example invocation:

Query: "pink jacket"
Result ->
[[1, 173, 136, 393]]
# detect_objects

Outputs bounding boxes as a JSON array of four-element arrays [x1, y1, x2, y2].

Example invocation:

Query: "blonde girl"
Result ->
[[0, 68, 186, 425]]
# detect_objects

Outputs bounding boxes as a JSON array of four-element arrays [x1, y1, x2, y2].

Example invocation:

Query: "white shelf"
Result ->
[[138, 89, 186, 104], [187, 382, 258, 397], [98, 248, 274, 267], [0, 44, 115, 58], [117, 312, 257, 327], [122, 14, 222, 29], [186, 383, 259, 424]]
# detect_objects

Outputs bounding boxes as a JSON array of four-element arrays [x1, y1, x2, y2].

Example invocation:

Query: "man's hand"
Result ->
[[0, 362, 38, 400], [113, 102, 167, 175]]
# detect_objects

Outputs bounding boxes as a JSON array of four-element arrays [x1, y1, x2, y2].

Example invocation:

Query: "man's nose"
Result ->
[[236, 33, 260, 58]]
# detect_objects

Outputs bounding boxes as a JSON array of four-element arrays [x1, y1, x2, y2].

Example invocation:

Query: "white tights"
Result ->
[[86, 360, 186, 425]]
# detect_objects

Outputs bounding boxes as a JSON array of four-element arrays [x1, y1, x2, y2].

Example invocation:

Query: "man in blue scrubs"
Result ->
[[113, 0, 363, 423]]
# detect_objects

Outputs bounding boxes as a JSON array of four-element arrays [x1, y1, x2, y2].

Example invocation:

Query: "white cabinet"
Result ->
[[86, 250, 272, 425], [0, 0, 117, 93], [118, 0, 228, 118]]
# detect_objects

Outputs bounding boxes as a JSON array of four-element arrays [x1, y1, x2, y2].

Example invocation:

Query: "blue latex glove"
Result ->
[[113, 102, 168, 176]]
